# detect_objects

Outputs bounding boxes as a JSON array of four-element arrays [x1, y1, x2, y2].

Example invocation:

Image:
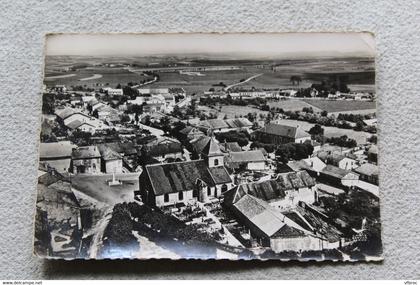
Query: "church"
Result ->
[[139, 137, 234, 207]]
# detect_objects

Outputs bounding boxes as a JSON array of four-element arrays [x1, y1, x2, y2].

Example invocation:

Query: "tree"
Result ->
[[290, 75, 302, 86], [321, 110, 328, 117], [309, 124, 324, 136], [120, 114, 130, 123]]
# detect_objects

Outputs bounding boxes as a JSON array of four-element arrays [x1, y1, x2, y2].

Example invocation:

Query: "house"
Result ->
[[96, 105, 120, 123], [66, 120, 96, 134], [103, 87, 123, 96], [39, 141, 75, 173], [139, 138, 233, 207], [224, 192, 342, 253], [197, 119, 230, 133], [319, 165, 359, 188], [354, 163, 379, 185], [224, 118, 253, 132], [179, 126, 205, 141], [317, 152, 358, 170], [225, 150, 267, 171], [143, 139, 184, 162], [252, 123, 311, 144], [302, 157, 327, 172], [97, 145, 123, 174], [227, 170, 317, 210], [71, 146, 101, 174]]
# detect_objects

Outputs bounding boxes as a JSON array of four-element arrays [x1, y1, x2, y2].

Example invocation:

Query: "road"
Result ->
[[89, 208, 113, 259], [224, 73, 263, 90]]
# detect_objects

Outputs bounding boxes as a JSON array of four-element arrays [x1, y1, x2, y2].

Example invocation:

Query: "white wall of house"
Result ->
[[295, 136, 311, 144], [270, 235, 323, 253], [269, 186, 317, 210], [247, 161, 266, 171], [77, 124, 95, 134], [41, 158, 71, 173], [338, 158, 358, 170], [72, 158, 101, 174], [155, 190, 194, 207], [153, 152, 184, 162]]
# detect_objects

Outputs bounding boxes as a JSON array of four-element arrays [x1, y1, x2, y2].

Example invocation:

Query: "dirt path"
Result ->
[[89, 207, 113, 259], [224, 73, 263, 90]]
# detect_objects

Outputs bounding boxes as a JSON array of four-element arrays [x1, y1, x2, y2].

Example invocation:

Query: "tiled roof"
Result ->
[[71, 146, 101, 159], [198, 119, 229, 130], [228, 170, 315, 204], [97, 145, 122, 161], [99, 142, 138, 156], [191, 136, 211, 154], [227, 150, 266, 163], [39, 141, 74, 158], [201, 137, 223, 157], [55, 107, 75, 120], [231, 194, 291, 238], [144, 160, 231, 195], [225, 118, 252, 128], [145, 142, 183, 157], [321, 165, 350, 179], [354, 163, 379, 177], [208, 167, 232, 184], [257, 123, 310, 139]]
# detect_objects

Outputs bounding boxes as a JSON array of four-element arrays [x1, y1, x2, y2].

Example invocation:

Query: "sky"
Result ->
[[45, 33, 375, 59]]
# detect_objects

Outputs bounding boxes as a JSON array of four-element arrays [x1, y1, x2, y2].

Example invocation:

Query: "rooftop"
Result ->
[[354, 163, 379, 177], [227, 150, 266, 164], [256, 123, 310, 139], [225, 170, 315, 204], [144, 160, 231, 195], [39, 141, 74, 158], [71, 146, 101, 160]]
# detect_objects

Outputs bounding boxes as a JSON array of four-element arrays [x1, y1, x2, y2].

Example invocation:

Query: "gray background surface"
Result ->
[[0, 0, 419, 279]]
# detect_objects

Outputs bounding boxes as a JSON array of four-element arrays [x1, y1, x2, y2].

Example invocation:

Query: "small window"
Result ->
[[207, 187, 212, 196], [193, 189, 198, 198], [164, 193, 169, 203], [178, 191, 183, 201], [221, 184, 228, 193], [214, 158, 219, 166]]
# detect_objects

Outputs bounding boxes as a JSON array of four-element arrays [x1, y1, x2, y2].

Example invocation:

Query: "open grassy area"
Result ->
[[277, 119, 372, 145], [302, 99, 376, 113], [219, 105, 268, 119], [267, 99, 323, 112]]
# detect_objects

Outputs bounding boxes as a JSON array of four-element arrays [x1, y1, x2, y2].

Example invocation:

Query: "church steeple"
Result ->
[[201, 137, 224, 167]]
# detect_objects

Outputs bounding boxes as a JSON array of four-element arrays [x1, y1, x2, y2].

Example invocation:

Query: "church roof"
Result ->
[[201, 137, 223, 157], [143, 160, 231, 196]]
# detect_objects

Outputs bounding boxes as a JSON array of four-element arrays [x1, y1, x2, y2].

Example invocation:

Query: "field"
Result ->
[[277, 119, 373, 145], [267, 99, 323, 112], [44, 67, 153, 89], [219, 105, 269, 119], [44, 56, 375, 95], [302, 99, 376, 114]]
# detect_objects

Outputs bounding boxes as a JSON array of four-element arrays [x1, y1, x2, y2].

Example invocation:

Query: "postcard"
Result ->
[[35, 33, 382, 261]]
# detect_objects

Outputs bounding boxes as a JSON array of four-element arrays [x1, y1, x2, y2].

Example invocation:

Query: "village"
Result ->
[[35, 58, 381, 261]]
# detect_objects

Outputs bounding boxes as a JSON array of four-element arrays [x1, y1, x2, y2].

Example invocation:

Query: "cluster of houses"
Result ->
[[38, 81, 379, 257]]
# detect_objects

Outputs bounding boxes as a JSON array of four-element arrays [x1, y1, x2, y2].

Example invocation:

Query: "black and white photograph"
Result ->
[[34, 33, 382, 261]]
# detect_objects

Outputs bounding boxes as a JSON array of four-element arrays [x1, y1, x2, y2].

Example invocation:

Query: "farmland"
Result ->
[[275, 119, 373, 145], [302, 99, 376, 114]]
